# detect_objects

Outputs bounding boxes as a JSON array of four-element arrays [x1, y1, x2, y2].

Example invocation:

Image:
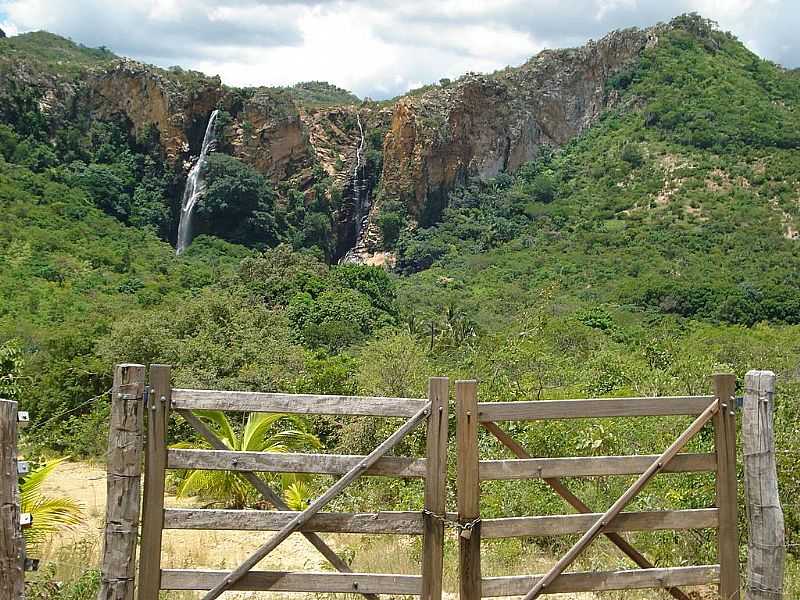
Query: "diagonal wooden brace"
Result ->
[[522, 399, 720, 600], [197, 401, 433, 600], [482, 421, 691, 600], [178, 410, 381, 600]]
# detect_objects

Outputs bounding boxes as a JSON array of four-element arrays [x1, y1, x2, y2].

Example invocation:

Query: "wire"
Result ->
[[33, 387, 112, 430]]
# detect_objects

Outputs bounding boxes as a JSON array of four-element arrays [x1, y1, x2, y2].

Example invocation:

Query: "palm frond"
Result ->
[[193, 410, 237, 448], [20, 458, 83, 554]]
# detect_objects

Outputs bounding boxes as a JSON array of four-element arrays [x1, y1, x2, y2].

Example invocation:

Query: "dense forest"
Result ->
[[1, 13, 799, 597]]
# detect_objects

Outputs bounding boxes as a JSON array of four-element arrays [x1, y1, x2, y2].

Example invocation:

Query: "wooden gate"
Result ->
[[454, 375, 740, 600], [136, 365, 449, 600]]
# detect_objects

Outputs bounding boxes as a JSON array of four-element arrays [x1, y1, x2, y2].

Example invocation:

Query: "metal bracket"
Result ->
[[17, 461, 29, 475], [20, 513, 32, 528], [16, 411, 29, 427], [24, 557, 40, 572]]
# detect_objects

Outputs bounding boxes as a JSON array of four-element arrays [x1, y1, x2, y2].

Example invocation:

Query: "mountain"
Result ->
[[0, 21, 660, 262]]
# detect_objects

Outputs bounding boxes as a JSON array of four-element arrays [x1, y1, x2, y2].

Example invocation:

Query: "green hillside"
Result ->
[[0, 31, 117, 76], [397, 16, 800, 328]]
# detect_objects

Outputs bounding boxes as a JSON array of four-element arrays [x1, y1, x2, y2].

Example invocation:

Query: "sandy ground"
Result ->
[[40, 461, 602, 600]]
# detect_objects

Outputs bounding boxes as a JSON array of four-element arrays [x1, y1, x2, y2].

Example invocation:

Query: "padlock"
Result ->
[[460, 526, 472, 540]]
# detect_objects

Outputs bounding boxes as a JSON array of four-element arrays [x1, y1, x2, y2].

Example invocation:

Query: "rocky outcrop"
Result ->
[[225, 88, 314, 187], [0, 28, 6, 39], [88, 60, 223, 163], [381, 26, 660, 221]]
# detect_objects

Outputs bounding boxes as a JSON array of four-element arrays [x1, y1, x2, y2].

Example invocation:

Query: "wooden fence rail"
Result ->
[[93, 365, 451, 600], [457, 374, 741, 600], [93, 364, 787, 600]]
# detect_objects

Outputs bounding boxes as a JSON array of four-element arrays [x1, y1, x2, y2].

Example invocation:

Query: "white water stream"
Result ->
[[176, 109, 220, 255]]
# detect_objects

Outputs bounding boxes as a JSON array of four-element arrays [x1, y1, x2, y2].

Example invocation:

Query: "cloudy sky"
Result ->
[[0, 1, 796, 99]]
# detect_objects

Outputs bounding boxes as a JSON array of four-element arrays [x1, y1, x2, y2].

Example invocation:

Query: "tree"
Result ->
[[0, 340, 25, 401], [196, 153, 280, 248], [175, 411, 322, 509]]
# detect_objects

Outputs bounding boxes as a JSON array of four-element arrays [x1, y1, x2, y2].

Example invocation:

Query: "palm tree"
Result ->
[[175, 411, 322, 509], [21, 457, 83, 555]]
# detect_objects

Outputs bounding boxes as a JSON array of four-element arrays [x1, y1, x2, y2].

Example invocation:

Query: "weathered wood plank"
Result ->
[[478, 396, 715, 422], [176, 410, 378, 600], [422, 377, 449, 600], [172, 388, 426, 416], [481, 565, 720, 596], [137, 365, 170, 600], [201, 402, 432, 599], [457, 380, 481, 600], [479, 453, 716, 480], [482, 421, 692, 600], [97, 364, 145, 600], [743, 370, 784, 600], [161, 570, 423, 594], [481, 509, 718, 538], [167, 449, 426, 477], [713, 374, 741, 600], [522, 398, 719, 600], [0, 399, 24, 600], [164, 509, 426, 534]]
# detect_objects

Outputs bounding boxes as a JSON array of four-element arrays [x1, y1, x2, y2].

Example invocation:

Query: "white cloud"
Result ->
[[0, 20, 19, 36], [1, 0, 798, 99]]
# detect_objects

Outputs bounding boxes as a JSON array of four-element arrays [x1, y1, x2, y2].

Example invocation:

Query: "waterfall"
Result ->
[[340, 113, 370, 264], [176, 109, 220, 255]]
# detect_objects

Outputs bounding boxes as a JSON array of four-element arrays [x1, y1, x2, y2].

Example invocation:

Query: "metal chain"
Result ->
[[422, 509, 481, 538]]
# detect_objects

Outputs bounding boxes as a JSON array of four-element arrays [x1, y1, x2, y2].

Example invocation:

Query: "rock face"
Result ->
[[225, 89, 315, 187], [0, 28, 6, 39], [88, 61, 223, 163], [381, 26, 659, 222]]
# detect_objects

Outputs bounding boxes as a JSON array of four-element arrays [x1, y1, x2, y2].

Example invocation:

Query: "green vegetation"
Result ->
[[286, 81, 360, 107], [0, 31, 116, 78], [173, 411, 321, 508], [1, 13, 799, 593]]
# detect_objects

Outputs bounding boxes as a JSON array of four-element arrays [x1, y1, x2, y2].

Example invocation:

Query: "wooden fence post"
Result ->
[[713, 373, 740, 600], [0, 399, 24, 600], [742, 371, 784, 600], [456, 380, 480, 600], [98, 364, 145, 600], [137, 365, 171, 600], [422, 377, 449, 600]]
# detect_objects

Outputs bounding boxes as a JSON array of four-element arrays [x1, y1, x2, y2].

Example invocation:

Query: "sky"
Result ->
[[0, 0, 797, 99]]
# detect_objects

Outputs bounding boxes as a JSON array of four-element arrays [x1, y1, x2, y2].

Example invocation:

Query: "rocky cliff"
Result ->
[[381, 26, 660, 223], [0, 23, 669, 260]]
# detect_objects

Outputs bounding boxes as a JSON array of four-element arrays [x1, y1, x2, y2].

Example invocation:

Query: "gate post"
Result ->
[[712, 373, 740, 600], [98, 364, 145, 600], [138, 365, 171, 600], [457, 380, 480, 600], [742, 370, 784, 600], [0, 399, 24, 600], [422, 377, 449, 600]]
